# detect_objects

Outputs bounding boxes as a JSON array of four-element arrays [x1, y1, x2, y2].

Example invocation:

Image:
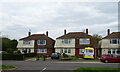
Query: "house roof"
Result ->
[[19, 34, 54, 41], [56, 32, 95, 39], [103, 32, 120, 39]]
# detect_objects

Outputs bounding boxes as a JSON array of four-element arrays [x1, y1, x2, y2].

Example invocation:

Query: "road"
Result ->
[[2, 60, 120, 72]]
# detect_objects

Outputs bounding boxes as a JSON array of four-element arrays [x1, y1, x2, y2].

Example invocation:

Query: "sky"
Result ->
[[0, 0, 119, 40]]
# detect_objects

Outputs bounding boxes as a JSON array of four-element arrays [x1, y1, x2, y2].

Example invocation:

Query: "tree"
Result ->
[[1, 37, 11, 51], [1, 37, 18, 54], [93, 34, 102, 43], [10, 39, 18, 50]]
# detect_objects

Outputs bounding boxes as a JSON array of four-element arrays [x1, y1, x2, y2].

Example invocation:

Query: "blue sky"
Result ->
[[0, 0, 119, 40]]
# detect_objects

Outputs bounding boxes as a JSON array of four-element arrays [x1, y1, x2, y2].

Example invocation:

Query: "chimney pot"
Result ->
[[46, 31, 48, 36], [107, 29, 110, 35], [64, 29, 66, 35], [28, 32, 31, 36], [86, 28, 88, 34]]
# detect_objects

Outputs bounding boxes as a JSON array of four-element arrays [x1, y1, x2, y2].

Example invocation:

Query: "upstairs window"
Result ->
[[110, 39, 119, 44], [37, 40, 46, 45], [37, 49, 47, 53], [23, 41, 30, 45], [62, 39, 71, 44], [79, 38, 90, 44]]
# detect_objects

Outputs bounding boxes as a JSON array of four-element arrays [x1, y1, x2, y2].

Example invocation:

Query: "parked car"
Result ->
[[51, 53, 61, 59], [100, 54, 120, 63]]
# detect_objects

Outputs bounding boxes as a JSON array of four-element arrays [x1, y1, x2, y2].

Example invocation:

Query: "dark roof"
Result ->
[[20, 34, 54, 41], [103, 32, 120, 39], [56, 32, 95, 39]]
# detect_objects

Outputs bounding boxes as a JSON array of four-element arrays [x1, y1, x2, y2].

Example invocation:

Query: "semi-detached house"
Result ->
[[98, 29, 120, 55], [55, 29, 98, 57], [17, 31, 55, 56]]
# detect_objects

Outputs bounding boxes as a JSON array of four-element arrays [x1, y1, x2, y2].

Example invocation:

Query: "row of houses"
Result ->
[[17, 29, 120, 57]]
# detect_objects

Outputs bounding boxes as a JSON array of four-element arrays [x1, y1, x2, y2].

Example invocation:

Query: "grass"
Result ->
[[0, 65, 15, 70], [74, 67, 120, 72], [25, 57, 37, 60], [70, 56, 99, 60]]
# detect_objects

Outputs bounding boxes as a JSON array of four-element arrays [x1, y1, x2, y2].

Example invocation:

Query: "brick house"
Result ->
[[17, 31, 55, 56], [55, 29, 98, 57]]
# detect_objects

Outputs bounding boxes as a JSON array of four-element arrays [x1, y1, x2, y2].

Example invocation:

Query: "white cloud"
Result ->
[[0, 2, 118, 40]]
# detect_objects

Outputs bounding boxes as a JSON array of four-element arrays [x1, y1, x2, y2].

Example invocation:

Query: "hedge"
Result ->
[[23, 53, 37, 57], [2, 54, 25, 60], [1, 53, 37, 60]]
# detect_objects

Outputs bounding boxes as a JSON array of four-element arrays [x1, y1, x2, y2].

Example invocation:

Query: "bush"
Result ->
[[63, 53, 69, 58], [23, 53, 37, 57], [2, 54, 24, 60]]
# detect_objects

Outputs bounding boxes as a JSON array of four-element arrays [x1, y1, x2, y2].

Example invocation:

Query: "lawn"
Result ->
[[0, 65, 15, 70], [74, 67, 120, 72], [71, 56, 99, 60]]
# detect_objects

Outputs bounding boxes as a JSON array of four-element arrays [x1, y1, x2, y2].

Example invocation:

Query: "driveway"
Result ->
[[2, 60, 120, 72]]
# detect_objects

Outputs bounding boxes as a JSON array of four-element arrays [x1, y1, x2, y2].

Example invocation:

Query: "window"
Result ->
[[108, 49, 111, 54], [79, 49, 84, 54], [64, 48, 67, 53], [79, 38, 90, 44], [61, 48, 71, 53], [110, 39, 119, 44], [112, 49, 115, 54], [117, 49, 120, 54], [62, 39, 71, 44], [37, 40, 46, 45], [37, 49, 47, 53], [23, 41, 30, 45], [108, 49, 120, 54], [68, 49, 71, 53]]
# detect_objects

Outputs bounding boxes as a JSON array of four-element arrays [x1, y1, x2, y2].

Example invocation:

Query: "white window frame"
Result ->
[[62, 39, 71, 44], [110, 39, 119, 44], [37, 49, 47, 53], [108, 49, 119, 54], [79, 49, 84, 54], [108, 49, 111, 54], [61, 48, 71, 54], [117, 49, 120, 54], [23, 41, 31, 45], [37, 40, 46, 45], [79, 38, 90, 44]]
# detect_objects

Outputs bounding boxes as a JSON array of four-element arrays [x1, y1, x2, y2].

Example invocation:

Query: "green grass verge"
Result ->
[[25, 57, 37, 60], [74, 67, 120, 72], [0, 65, 15, 70], [71, 56, 99, 60]]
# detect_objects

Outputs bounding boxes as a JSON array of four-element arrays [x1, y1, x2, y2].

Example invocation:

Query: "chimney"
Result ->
[[46, 31, 48, 36], [86, 28, 88, 34], [107, 29, 110, 35], [64, 29, 66, 35], [28, 32, 31, 36]]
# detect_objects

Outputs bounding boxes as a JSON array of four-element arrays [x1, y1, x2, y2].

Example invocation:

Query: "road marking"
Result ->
[[40, 67, 46, 72]]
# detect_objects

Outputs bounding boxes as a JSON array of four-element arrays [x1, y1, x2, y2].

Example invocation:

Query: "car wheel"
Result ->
[[104, 60, 109, 63]]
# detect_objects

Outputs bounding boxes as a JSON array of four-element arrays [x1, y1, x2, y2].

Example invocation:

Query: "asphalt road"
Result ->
[[2, 60, 120, 72]]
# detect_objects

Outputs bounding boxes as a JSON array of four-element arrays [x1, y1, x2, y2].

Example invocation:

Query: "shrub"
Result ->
[[2, 54, 24, 60], [23, 53, 37, 57]]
